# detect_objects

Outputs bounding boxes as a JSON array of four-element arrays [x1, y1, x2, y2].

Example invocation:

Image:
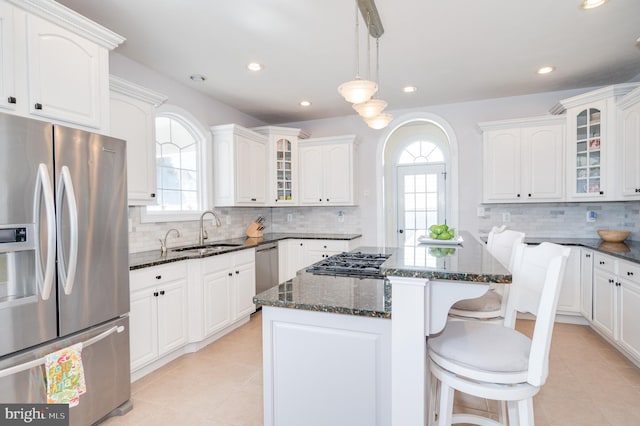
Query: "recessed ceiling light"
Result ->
[[189, 74, 206, 82], [581, 0, 608, 10], [247, 62, 263, 72], [299, 100, 312, 107], [537, 66, 555, 75], [403, 86, 418, 93]]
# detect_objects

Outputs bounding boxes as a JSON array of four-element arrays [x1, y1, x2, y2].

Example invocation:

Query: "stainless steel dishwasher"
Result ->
[[256, 242, 279, 296]]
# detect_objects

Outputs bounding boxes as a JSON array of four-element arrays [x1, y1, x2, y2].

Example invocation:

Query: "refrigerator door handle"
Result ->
[[33, 163, 56, 300], [56, 165, 79, 296]]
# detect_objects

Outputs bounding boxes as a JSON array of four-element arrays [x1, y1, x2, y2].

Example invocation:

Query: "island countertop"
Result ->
[[254, 233, 511, 318]]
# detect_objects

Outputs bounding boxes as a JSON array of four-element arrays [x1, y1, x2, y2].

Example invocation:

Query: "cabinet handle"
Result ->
[[609, 279, 614, 284], [586, 254, 591, 258], [7, 96, 16, 104], [599, 191, 604, 195], [150, 193, 156, 198], [235, 270, 239, 274], [153, 291, 159, 297], [251, 198, 257, 201], [34, 103, 43, 110], [155, 275, 162, 280], [616, 282, 621, 287], [228, 272, 233, 277], [628, 271, 634, 276], [159, 290, 165, 295], [600, 261, 605, 265]]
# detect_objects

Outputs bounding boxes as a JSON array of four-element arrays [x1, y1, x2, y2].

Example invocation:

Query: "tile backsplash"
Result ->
[[478, 201, 639, 240], [127, 206, 362, 253]]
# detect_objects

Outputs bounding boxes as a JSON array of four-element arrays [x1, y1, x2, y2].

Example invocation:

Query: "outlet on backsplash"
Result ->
[[502, 212, 511, 223], [338, 210, 344, 223], [286, 213, 293, 223]]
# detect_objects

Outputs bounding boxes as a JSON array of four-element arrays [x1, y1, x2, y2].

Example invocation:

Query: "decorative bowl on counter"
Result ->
[[597, 230, 630, 243]]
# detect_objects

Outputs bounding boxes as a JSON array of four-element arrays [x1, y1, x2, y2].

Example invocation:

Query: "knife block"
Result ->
[[245, 221, 263, 238]]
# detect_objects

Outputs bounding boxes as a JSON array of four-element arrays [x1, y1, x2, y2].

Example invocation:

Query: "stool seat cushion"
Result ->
[[451, 288, 502, 312], [429, 321, 531, 374]]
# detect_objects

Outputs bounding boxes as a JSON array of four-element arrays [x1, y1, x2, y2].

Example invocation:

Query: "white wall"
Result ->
[[280, 87, 593, 246]]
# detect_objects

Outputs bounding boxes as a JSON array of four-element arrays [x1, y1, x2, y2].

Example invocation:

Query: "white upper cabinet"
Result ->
[[252, 126, 309, 206], [109, 76, 168, 206], [554, 83, 640, 201], [299, 135, 358, 206], [480, 116, 564, 203], [0, 1, 16, 112], [0, 0, 124, 131], [617, 87, 640, 199], [211, 124, 268, 206]]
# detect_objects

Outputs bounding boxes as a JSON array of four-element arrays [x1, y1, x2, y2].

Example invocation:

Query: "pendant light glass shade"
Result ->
[[338, 79, 378, 104], [353, 98, 387, 118], [365, 113, 393, 129]]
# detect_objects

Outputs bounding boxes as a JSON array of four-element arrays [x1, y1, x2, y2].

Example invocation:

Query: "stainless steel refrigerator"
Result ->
[[0, 113, 131, 425]]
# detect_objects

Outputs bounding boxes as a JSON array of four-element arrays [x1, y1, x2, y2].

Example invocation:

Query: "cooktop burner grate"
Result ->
[[306, 251, 390, 279]]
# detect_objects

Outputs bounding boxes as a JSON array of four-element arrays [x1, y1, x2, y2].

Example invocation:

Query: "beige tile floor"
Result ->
[[103, 312, 640, 426]]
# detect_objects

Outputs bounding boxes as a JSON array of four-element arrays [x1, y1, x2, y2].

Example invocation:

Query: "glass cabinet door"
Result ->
[[276, 138, 293, 201], [575, 108, 601, 194]]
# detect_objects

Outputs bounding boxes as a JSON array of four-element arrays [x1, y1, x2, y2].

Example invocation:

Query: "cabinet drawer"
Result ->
[[593, 253, 616, 274], [201, 252, 234, 274], [619, 260, 640, 285], [235, 248, 255, 265], [304, 240, 350, 253], [130, 261, 188, 291]]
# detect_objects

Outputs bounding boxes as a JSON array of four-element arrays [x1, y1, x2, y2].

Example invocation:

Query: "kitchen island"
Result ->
[[254, 232, 510, 426]]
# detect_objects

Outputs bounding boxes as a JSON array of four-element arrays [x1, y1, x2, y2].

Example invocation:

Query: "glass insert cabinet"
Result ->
[[276, 138, 293, 201], [575, 108, 602, 195]]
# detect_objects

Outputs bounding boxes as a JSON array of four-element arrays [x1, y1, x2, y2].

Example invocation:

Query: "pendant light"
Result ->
[[337, 3, 377, 104], [362, 37, 393, 129]]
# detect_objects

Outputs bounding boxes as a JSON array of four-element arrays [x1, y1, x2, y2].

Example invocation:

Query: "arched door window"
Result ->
[[396, 140, 447, 247]]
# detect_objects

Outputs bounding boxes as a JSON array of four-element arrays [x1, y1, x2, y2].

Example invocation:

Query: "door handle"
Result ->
[[56, 166, 79, 296], [34, 163, 56, 300]]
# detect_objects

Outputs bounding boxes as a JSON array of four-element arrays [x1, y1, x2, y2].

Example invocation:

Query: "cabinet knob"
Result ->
[[528, 193, 532, 197], [151, 193, 156, 198], [159, 290, 165, 295], [398, 229, 404, 234], [600, 261, 605, 265], [586, 254, 591, 258], [153, 291, 159, 297], [616, 282, 621, 287], [34, 103, 43, 110], [516, 194, 521, 198], [599, 191, 604, 195], [319, 198, 322, 202], [155, 275, 162, 280], [628, 271, 634, 276], [235, 270, 239, 274], [609, 279, 614, 284], [7, 96, 16, 104], [228, 272, 233, 277], [299, 243, 303, 246], [251, 198, 257, 202], [326, 198, 330, 202], [275, 199, 278, 202]]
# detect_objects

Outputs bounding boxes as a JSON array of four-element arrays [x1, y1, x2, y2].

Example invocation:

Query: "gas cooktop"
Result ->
[[305, 251, 391, 279]]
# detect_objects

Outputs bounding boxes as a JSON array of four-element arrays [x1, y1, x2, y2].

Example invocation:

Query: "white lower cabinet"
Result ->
[[279, 239, 354, 282], [193, 249, 256, 340], [129, 262, 188, 372], [556, 247, 581, 315], [591, 252, 640, 364], [580, 249, 594, 320]]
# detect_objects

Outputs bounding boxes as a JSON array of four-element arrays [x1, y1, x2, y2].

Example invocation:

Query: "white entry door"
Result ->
[[396, 164, 446, 246]]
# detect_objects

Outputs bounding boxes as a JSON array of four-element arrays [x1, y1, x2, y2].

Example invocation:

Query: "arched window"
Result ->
[[398, 141, 444, 164], [146, 111, 206, 217]]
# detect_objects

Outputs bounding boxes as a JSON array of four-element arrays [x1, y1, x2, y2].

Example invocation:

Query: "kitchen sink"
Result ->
[[172, 243, 242, 252]]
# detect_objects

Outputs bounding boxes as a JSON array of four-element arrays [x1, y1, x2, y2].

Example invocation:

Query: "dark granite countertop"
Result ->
[[522, 237, 640, 264], [380, 231, 511, 283], [129, 232, 362, 270], [254, 246, 394, 318]]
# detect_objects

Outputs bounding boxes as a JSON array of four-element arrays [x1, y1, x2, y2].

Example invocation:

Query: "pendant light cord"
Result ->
[[354, 2, 360, 79]]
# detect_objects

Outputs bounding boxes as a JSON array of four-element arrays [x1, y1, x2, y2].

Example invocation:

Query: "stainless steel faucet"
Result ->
[[160, 228, 180, 254], [199, 210, 222, 245]]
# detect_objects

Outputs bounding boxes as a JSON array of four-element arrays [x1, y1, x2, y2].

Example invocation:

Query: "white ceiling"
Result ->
[[57, 0, 640, 124]]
